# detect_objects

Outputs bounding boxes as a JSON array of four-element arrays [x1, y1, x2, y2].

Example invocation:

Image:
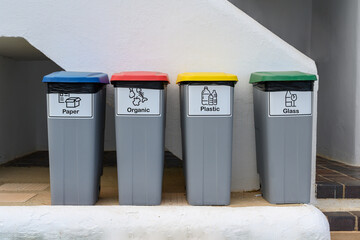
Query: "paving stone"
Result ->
[[164, 151, 183, 168], [103, 151, 116, 167], [331, 232, 360, 240], [316, 182, 343, 198], [0, 183, 49, 191], [1, 151, 49, 167], [350, 211, 360, 231], [324, 212, 356, 231], [345, 186, 360, 198], [328, 176, 360, 186], [316, 175, 328, 182], [347, 173, 360, 180], [320, 173, 345, 178], [162, 193, 188, 206], [317, 168, 338, 175], [326, 165, 353, 173], [0, 193, 36, 203], [316, 165, 327, 169], [316, 157, 329, 163]]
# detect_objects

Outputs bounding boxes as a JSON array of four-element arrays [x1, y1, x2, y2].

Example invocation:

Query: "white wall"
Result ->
[[311, 0, 360, 165], [0, 56, 61, 163], [228, 0, 313, 55], [0, 0, 317, 191]]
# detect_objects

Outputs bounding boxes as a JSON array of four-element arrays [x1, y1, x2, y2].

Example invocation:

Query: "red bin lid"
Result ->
[[111, 71, 169, 83]]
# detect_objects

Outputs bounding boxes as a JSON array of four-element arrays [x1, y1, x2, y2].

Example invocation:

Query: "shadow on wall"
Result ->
[[0, 37, 63, 164], [228, 0, 313, 55], [0, 37, 163, 165]]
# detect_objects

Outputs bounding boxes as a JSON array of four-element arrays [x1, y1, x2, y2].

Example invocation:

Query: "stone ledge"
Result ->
[[0, 205, 329, 239]]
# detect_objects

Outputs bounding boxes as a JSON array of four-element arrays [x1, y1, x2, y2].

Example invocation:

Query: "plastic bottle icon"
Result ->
[[202, 87, 211, 105], [209, 93, 214, 105], [212, 90, 217, 105], [201, 87, 218, 106]]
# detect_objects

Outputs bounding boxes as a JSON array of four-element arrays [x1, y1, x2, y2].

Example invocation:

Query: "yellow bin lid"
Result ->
[[176, 72, 238, 84]]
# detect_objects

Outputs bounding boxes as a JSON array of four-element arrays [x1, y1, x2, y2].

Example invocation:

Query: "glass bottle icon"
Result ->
[[285, 91, 292, 107], [202, 86, 211, 105], [285, 91, 297, 107]]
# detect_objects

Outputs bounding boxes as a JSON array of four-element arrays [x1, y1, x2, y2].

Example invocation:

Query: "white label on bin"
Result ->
[[269, 91, 312, 117], [188, 85, 231, 116], [116, 88, 161, 115], [48, 93, 93, 118]]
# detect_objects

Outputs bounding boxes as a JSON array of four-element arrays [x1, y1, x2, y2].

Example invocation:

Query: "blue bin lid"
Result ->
[[43, 71, 109, 84]]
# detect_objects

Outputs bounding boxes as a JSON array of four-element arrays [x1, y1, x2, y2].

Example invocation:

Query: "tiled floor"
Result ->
[[316, 156, 360, 199], [5, 153, 359, 206], [0, 151, 277, 207]]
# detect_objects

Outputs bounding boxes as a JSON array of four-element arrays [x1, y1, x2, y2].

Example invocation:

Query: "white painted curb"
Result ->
[[0, 205, 330, 240]]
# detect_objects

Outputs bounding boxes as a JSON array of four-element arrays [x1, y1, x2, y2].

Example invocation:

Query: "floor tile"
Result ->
[[162, 193, 188, 206], [316, 175, 329, 182], [0, 193, 36, 203], [0, 183, 49, 191], [345, 186, 360, 198], [347, 173, 360, 180], [324, 212, 356, 231], [326, 165, 353, 173], [331, 232, 360, 240], [2, 151, 49, 167], [317, 182, 343, 198], [350, 211, 360, 231], [331, 177, 360, 186], [317, 168, 337, 175]]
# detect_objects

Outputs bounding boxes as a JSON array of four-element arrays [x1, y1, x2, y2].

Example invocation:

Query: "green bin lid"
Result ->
[[249, 71, 317, 84]]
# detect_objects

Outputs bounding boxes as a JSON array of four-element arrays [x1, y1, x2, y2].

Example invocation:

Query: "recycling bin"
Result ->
[[177, 72, 238, 205], [111, 71, 169, 205], [43, 71, 109, 205], [250, 71, 317, 204]]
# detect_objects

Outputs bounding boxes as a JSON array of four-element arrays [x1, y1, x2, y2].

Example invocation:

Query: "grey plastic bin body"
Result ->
[[47, 87, 106, 205], [44, 71, 109, 205], [253, 87, 313, 204], [250, 71, 317, 204], [179, 83, 234, 206], [115, 89, 166, 205], [112, 72, 169, 206]]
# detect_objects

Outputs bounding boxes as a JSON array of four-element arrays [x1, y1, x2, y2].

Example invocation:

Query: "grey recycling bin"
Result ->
[[43, 71, 109, 205], [177, 72, 238, 206], [250, 71, 317, 204], [111, 71, 169, 205]]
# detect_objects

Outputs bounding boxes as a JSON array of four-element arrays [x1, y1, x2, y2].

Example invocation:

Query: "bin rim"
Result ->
[[111, 71, 169, 83], [42, 71, 109, 84], [249, 71, 317, 84], [176, 72, 238, 84]]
